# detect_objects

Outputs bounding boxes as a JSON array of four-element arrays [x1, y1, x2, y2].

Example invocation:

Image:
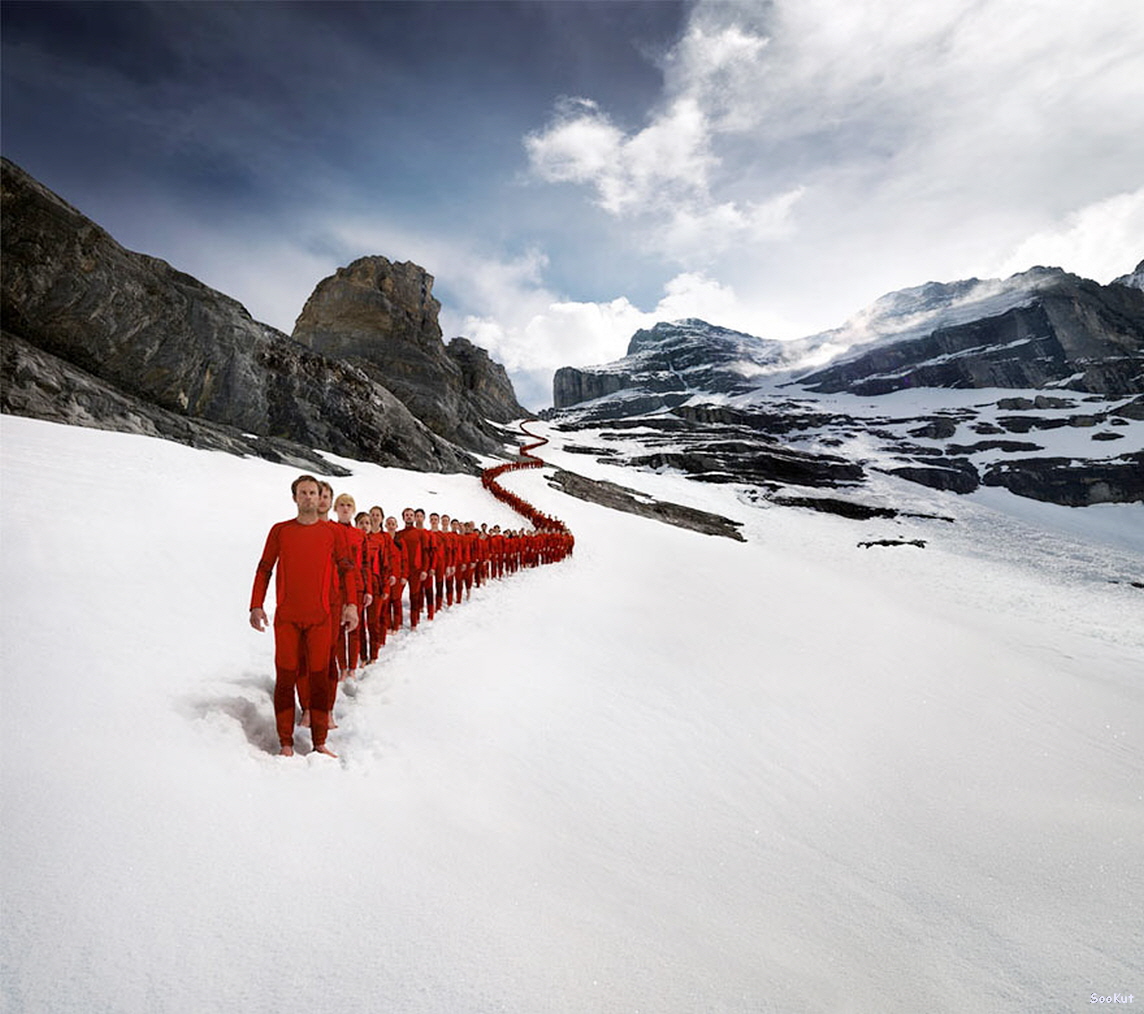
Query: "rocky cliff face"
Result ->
[[0, 158, 511, 474], [796, 268, 1144, 396], [553, 318, 792, 414], [292, 256, 525, 453]]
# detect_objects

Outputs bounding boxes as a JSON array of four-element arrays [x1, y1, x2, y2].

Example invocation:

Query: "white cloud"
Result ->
[[990, 189, 1144, 284], [522, 0, 1144, 331], [523, 16, 788, 258], [524, 95, 715, 216]]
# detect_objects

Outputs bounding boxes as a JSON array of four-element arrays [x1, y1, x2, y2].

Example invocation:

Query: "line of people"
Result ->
[[248, 426, 573, 757]]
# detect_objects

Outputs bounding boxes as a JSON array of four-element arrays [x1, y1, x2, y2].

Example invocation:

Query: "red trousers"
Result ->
[[337, 594, 365, 672], [389, 580, 405, 631], [273, 618, 332, 748], [407, 575, 424, 628], [366, 595, 387, 659]]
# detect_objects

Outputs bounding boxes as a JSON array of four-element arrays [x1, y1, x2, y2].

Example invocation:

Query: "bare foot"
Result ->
[[280, 744, 295, 757], [328, 718, 339, 730], [313, 744, 338, 758], [299, 710, 311, 728]]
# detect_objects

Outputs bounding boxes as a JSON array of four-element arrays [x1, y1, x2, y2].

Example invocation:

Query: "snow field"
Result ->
[[1, 414, 1142, 1014]]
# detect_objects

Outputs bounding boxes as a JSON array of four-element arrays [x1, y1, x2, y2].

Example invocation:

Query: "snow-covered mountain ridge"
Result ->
[[549, 262, 1144, 509]]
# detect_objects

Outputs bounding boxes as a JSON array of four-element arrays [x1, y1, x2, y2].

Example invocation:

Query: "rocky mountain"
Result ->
[[553, 319, 793, 415], [292, 255, 525, 454], [795, 266, 1144, 396], [0, 158, 523, 474], [548, 268, 1144, 508], [1113, 259, 1144, 291]]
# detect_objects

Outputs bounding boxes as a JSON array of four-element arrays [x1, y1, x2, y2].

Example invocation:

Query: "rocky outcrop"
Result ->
[[796, 269, 1144, 397], [552, 366, 631, 410], [982, 451, 1144, 506], [2, 330, 351, 474], [552, 318, 790, 412], [545, 469, 745, 541], [0, 157, 475, 473], [291, 256, 526, 453]]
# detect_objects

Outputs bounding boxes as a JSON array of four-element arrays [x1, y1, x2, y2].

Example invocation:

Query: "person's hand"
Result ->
[[342, 603, 359, 632], [249, 607, 268, 631], [363, 593, 373, 609]]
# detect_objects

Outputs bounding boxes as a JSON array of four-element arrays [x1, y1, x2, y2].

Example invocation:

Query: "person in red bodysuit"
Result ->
[[394, 507, 430, 628], [441, 514, 459, 606], [384, 515, 406, 631], [250, 474, 358, 757], [428, 512, 449, 610], [366, 506, 392, 656], [333, 494, 371, 681], [414, 508, 437, 621], [451, 519, 471, 601], [354, 510, 380, 665]]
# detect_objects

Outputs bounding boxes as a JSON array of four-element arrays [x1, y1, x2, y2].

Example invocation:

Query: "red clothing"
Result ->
[[251, 517, 356, 749], [251, 519, 357, 623], [395, 525, 431, 626]]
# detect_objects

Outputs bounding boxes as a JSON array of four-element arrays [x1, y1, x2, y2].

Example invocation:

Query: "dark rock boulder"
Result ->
[[883, 459, 980, 494], [1111, 395, 1144, 420], [291, 256, 525, 453], [546, 468, 746, 541], [0, 157, 474, 474], [981, 451, 1144, 505]]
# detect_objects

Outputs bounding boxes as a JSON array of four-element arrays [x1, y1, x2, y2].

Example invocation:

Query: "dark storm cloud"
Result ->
[[1, 1, 686, 217]]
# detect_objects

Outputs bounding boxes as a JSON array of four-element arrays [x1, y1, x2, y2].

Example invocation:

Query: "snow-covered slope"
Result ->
[[2, 415, 1142, 1014]]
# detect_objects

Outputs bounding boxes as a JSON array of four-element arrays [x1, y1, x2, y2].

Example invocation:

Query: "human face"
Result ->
[[293, 480, 320, 515], [318, 487, 333, 516], [335, 500, 354, 524], [402, 508, 415, 526], [370, 506, 383, 531], [429, 513, 440, 531], [386, 516, 398, 533], [356, 515, 371, 533]]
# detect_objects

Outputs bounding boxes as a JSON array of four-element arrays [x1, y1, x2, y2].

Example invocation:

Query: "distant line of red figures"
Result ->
[[249, 420, 574, 757]]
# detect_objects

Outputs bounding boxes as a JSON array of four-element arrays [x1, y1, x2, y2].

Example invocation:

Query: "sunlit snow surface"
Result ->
[[1, 414, 1141, 1014]]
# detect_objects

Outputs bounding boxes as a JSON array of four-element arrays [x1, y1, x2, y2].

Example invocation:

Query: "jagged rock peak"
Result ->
[[625, 318, 767, 356], [291, 254, 526, 449], [553, 317, 793, 414], [293, 255, 443, 354], [1113, 259, 1144, 292]]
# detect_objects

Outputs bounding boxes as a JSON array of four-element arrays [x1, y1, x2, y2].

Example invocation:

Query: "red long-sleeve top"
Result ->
[[251, 518, 358, 625]]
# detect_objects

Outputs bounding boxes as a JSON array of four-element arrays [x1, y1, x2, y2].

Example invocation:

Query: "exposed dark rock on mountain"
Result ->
[[291, 256, 525, 454], [882, 460, 980, 495], [982, 451, 1144, 506], [1112, 259, 1144, 292], [545, 469, 745, 541], [796, 269, 1144, 397], [0, 157, 519, 474], [549, 279, 1144, 507], [2, 330, 351, 474], [553, 319, 790, 413]]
